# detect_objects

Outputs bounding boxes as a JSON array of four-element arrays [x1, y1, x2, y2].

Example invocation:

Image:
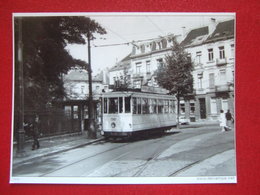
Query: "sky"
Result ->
[[66, 13, 235, 75]]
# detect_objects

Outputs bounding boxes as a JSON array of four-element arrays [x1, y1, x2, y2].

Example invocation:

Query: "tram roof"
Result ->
[[102, 90, 176, 99]]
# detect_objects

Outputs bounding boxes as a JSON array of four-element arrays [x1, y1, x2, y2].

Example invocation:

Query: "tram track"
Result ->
[[36, 125, 229, 177], [168, 148, 234, 177]]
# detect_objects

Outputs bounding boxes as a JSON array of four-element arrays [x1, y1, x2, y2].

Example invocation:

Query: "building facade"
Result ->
[[62, 67, 109, 132], [108, 19, 235, 121], [184, 19, 235, 120]]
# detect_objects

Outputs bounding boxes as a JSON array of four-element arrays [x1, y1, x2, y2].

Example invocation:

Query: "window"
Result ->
[[196, 51, 202, 64], [81, 85, 85, 94], [197, 73, 203, 89], [219, 46, 225, 59], [180, 103, 185, 114], [141, 45, 145, 53], [209, 73, 215, 88], [219, 69, 226, 84], [104, 98, 108, 114], [137, 98, 142, 114], [169, 100, 175, 113], [136, 63, 142, 74], [221, 98, 229, 112], [125, 97, 131, 113], [119, 97, 123, 113], [152, 99, 157, 114], [230, 44, 234, 58], [210, 98, 217, 114], [158, 100, 164, 114], [132, 97, 137, 114], [157, 42, 162, 50], [190, 102, 195, 114], [164, 100, 169, 113], [83, 105, 88, 119], [157, 58, 163, 67], [73, 106, 78, 119], [146, 61, 151, 73], [64, 106, 71, 118], [208, 48, 214, 61], [133, 80, 141, 89], [142, 98, 149, 114], [109, 98, 118, 114]]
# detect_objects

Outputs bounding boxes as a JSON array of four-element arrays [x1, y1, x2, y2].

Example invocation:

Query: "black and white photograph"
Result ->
[[11, 12, 236, 184]]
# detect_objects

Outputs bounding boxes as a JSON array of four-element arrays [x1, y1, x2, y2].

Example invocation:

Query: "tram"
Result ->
[[101, 90, 177, 138]]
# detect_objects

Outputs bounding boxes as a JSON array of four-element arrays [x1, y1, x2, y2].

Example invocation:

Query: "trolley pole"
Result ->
[[16, 18, 26, 157], [87, 32, 96, 139]]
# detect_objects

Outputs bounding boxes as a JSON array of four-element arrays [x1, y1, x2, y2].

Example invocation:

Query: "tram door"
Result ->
[[199, 98, 206, 119]]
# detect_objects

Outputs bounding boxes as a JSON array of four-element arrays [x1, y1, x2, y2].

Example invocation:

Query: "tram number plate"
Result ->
[[110, 118, 117, 121]]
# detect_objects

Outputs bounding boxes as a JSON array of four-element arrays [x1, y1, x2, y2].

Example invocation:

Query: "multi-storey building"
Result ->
[[109, 19, 235, 121], [184, 19, 235, 120]]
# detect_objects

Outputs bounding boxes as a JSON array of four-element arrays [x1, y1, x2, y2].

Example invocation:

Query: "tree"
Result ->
[[14, 16, 106, 111], [156, 38, 194, 125]]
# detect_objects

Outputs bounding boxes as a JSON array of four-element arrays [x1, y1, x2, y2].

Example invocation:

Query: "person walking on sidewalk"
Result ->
[[225, 110, 234, 130], [219, 110, 227, 132], [32, 114, 40, 150]]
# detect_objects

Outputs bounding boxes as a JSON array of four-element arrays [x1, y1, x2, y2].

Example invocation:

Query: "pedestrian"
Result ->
[[225, 109, 234, 130], [219, 110, 227, 132], [31, 114, 40, 150]]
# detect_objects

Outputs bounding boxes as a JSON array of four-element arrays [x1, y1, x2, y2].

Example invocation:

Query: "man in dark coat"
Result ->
[[225, 110, 234, 130], [32, 115, 40, 150]]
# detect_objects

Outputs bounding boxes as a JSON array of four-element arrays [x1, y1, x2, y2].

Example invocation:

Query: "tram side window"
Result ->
[[104, 98, 108, 113], [142, 98, 149, 114], [125, 97, 131, 113], [133, 97, 137, 114], [119, 97, 123, 113], [149, 99, 153, 114], [109, 98, 118, 113], [137, 98, 142, 114], [164, 100, 169, 113], [153, 99, 157, 113], [158, 100, 164, 114]]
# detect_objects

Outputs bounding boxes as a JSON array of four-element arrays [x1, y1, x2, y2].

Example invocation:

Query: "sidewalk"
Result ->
[[179, 120, 219, 129], [12, 132, 104, 166], [12, 121, 219, 166]]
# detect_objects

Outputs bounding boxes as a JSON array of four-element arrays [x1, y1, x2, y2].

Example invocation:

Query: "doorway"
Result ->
[[199, 98, 206, 119]]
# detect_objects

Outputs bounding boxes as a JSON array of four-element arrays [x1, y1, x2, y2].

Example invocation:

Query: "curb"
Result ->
[[13, 137, 105, 166]]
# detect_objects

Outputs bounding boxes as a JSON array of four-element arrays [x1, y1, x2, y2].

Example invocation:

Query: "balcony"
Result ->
[[132, 73, 144, 79], [215, 84, 231, 92], [216, 58, 227, 66]]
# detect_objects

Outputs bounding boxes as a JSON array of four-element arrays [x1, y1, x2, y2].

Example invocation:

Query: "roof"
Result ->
[[206, 19, 234, 42], [181, 26, 208, 46], [63, 69, 102, 82], [109, 53, 131, 72]]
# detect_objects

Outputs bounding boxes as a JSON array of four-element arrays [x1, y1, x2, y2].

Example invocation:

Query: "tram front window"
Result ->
[[109, 98, 118, 113], [125, 97, 131, 113]]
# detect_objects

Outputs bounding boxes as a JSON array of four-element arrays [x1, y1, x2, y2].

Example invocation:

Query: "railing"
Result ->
[[215, 84, 230, 92], [216, 58, 227, 66], [132, 73, 144, 79]]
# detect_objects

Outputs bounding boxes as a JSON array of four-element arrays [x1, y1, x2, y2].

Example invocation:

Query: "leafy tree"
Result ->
[[156, 38, 194, 124], [14, 16, 106, 111]]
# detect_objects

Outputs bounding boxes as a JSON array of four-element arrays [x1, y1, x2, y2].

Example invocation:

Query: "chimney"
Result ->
[[182, 26, 187, 39], [208, 18, 217, 35]]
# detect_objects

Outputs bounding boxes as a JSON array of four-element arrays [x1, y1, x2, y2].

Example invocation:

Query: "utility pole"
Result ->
[[16, 17, 26, 157], [87, 32, 96, 139]]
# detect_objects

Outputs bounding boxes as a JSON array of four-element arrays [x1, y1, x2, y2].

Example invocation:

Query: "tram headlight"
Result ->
[[111, 122, 116, 128]]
